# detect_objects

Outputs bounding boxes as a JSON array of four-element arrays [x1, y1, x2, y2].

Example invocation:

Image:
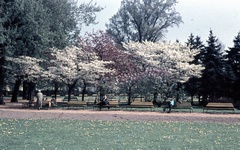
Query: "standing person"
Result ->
[[36, 90, 43, 110]]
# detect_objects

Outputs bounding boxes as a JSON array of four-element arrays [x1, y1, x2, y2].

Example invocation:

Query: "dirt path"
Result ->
[[0, 108, 240, 123]]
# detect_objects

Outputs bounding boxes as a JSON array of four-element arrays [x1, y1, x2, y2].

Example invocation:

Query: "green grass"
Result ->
[[0, 118, 239, 150]]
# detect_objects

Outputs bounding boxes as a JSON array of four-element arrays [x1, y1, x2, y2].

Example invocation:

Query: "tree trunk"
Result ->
[[99, 85, 105, 101], [0, 91, 4, 105], [53, 81, 59, 99], [0, 77, 4, 104], [153, 92, 158, 103], [22, 81, 28, 99], [0, 56, 5, 105], [127, 86, 132, 105], [176, 82, 181, 102], [27, 82, 36, 102], [67, 85, 72, 102], [153, 92, 161, 107], [81, 80, 87, 101], [11, 79, 22, 102], [67, 80, 78, 102], [190, 94, 194, 105]]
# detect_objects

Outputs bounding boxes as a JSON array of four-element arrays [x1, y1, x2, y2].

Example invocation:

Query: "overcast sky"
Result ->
[[81, 0, 240, 48]]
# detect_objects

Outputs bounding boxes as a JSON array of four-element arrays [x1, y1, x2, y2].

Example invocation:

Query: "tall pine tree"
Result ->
[[185, 34, 205, 104], [225, 32, 240, 99], [200, 30, 226, 102]]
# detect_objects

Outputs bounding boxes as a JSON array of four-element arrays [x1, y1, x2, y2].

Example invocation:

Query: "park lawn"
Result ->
[[0, 118, 239, 150]]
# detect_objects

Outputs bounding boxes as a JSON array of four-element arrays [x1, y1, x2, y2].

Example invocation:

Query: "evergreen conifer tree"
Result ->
[[225, 32, 240, 99], [200, 30, 225, 101], [185, 34, 204, 103]]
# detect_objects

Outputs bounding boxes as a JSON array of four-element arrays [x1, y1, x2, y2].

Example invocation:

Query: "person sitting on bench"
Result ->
[[51, 96, 57, 107], [98, 95, 109, 109], [163, 96, 175, 113]]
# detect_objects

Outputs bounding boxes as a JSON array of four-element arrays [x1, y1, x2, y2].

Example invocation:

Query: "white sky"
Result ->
[[81, 0, 240, 48]]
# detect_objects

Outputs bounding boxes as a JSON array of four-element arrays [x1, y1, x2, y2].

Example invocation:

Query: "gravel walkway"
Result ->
[[0, 107, 240, 123]]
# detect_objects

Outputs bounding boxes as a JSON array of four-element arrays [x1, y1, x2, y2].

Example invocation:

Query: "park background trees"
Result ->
[[48, 46, 112, 102], [123, 41, 204, 103], [0, 0, 102, 104], [225, 33, 240, 99], [78, 31, 139, 102], [106, 0, 182, 44], [1, 0, 240, 105], [185, 31, 240, 104]]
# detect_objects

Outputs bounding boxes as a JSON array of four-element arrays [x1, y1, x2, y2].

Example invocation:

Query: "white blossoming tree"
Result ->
[[48, 46, 113, 101], [123, 41, 204, 101], [6, 56, 44, 102]]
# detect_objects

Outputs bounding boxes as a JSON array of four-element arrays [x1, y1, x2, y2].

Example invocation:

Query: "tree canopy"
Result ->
[[106, 0, 182, 44], [225, 32, 240, 99], [48, 46, 112, 101], [123, 41, 204, 101], [0, 0, 103, 104]]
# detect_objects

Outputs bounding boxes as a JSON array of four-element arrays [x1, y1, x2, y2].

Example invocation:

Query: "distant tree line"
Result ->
[[185, 31, 240, 104], [1, 0, 240, 106]]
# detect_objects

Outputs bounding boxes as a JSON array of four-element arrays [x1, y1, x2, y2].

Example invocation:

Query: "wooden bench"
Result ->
[[172, 101, 193, 113], [127, 101, 154, 111], [63, 96, 78, 101], [65, 101, 87, 109], [93, 101, 119, 110], [22, 100, 35, 108], [22, 100, 51, 109], [42, 100, 52, 109], [203, 102, 235, 113]]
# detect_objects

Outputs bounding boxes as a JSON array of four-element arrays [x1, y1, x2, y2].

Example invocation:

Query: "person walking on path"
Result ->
[[36, 90, 43, 110]]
